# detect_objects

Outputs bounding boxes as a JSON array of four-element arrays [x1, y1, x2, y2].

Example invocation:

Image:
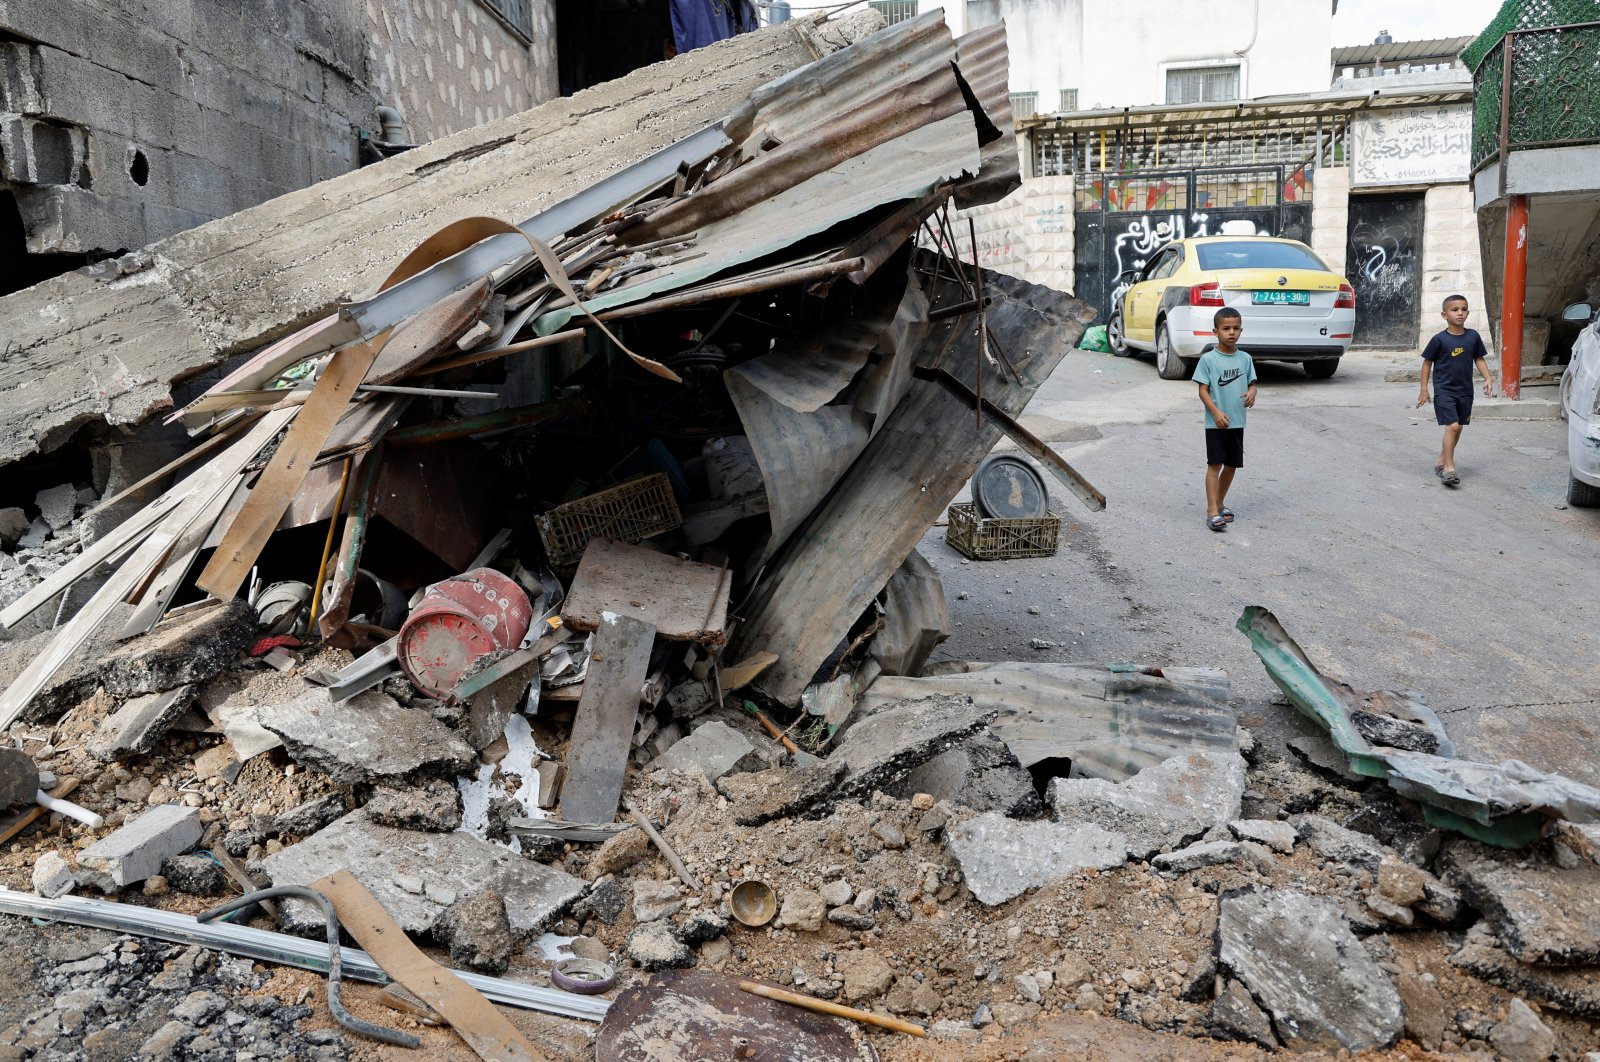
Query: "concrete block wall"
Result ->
[[1420, 182, 1491, 349], [0, 0, 558, 258], [1309, 165, 1349, 276], [947, 175, 1078, 296]]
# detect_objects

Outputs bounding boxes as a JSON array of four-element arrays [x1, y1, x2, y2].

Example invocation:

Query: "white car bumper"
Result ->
[[1570, 412, 1600, 487], [1165, 305, 1355, 361]]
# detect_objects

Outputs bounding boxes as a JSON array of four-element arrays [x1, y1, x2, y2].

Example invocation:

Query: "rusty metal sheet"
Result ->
[[733, 265, 1094, 706], [560, 539, 730, 645], [952, 23, 1022, 208], [562, 611, 655, 826], [364, 278, 491, 386], [596, 970, 859, 1062], [870, 548, 950, 678]]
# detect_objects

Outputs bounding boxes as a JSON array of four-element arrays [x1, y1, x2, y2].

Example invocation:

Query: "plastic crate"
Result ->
[[945, 501, 1060, 560], [536, 473, 682, 567]]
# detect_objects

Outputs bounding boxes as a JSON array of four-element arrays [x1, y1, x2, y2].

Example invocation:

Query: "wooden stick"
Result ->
[[306, 457, 353, 632], [623, 800, 695, 890], [738, 981, 927, 1037], [743, 702, 799, 755]]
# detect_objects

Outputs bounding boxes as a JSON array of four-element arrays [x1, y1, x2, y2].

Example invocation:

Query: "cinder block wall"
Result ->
[[948, 174, 1077, 297], [1309, 165, 1349, 276], [0, 0, 558, 257], [1419, 182, 1490, 349]]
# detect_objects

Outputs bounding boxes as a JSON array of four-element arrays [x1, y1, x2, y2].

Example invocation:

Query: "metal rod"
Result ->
[[1498, 34, 1513, 198], [198, 886, 419, 1047], [357, 384, 500, 399], [383, 396, 588, 447], [0, 888, 610, 1022], [970, 217, 986, 432], [594, 258, 865, 322], [623, 800, 696, 890], [306, 457, 352, 633], [927, 296, 990, 321], [418, 328, 585, 375]]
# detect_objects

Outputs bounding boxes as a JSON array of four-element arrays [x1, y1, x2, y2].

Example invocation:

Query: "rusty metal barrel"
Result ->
[[397, 568, 533, 699]]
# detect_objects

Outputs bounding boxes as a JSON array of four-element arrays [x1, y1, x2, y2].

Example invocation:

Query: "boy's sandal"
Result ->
[[1442, 470, 1460, 486], [1207, 515, 1228, 532], [1219, 507, 1235, 523], [1434, 464, 1444, 478]]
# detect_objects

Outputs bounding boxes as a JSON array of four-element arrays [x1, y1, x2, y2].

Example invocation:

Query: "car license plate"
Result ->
[[1252, 290, 1310, 305]]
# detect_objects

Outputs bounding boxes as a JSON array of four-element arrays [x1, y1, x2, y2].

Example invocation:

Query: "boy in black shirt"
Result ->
[[1416, 294, 1495, 487]]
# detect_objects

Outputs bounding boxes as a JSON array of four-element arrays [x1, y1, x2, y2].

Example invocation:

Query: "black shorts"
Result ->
[[1205, 427, 1244, 468], [1435, 391, 1472, 426]]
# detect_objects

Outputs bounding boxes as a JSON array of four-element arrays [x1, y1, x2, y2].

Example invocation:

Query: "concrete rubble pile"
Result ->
[[2, 10, 1599, 1062]]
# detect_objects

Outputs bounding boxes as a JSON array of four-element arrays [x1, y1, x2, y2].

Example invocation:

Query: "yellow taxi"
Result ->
[[1107, 234, 1356, 380]]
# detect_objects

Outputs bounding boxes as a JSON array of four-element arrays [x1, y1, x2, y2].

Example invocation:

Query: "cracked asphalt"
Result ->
[[920, 346, 1600, 785]]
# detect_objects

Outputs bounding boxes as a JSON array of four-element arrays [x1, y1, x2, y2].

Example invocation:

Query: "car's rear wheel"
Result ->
[[1108, 311, 1131, 356], [1156, 322, 1193, 380], [1570, 472, 1600, 508], [1305, 359, 1340, 379]]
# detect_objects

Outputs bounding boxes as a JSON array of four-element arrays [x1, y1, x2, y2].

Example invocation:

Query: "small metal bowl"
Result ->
[[729, 879, 777, 928]]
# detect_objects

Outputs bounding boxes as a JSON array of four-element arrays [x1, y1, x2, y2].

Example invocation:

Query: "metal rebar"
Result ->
[[197, 885, 419, 1048]]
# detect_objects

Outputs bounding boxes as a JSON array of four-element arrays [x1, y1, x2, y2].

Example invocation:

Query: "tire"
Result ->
[[1305, 359, 1340, 379], [1570, 472, 1600, 508], [1108, 311, 1131, 356], [1156, 322, 1193, 380]]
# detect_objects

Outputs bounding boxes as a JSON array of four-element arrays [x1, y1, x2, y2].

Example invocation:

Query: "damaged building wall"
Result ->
[[0, 12, 881, 468], [942, 173, 1076, 295], [0, 0, 559, 270]]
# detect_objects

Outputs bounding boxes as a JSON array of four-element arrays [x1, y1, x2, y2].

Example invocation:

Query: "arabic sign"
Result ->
[[1352, 105, 1472, 186]]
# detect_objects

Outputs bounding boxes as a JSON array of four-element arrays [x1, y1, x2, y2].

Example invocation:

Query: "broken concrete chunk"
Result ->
[[576, 878, 626, 926], [1218, 888, 1403, 1052], [363, 778, 460, 832], [886, 975, 942, 1016], [632, 881, 683, 924], [828, 695, 997, 798], [32, 850, 74, 898], [718, 760, 848, 827], [273, 793, 349, 837], [260, 812, 584, 939], [1490, 998, 1558, 1062], [78, 805, 202, 891], [0, 747, 40, 809], [1451, 930, 1600, 1020], [1048, 750, 1247, 860], [34, 484, 77, 532], [1210, 977, 1278, 1049], [1228, 818, 1296, 854], [432, 890, 513, 974], [0, 507, 28, 546], [88, 686, 196, 762], [837, 950, 896, 1002], [161, 854, 226, 896], [1295, 814, 1460, 922], [1152, 840, 1248, 873], [945, 812, 1127, 906], [586, 828, 653, 880], [891, 729, 1043, 818], [673, 911, 727, 945], [254, 686, 475, 785], [649, 720, 760, 783], [625, 921, 694, 971], [100, 599, 254, 699], [1439, 839, 1600, 965], [776, 889, 826, 932]]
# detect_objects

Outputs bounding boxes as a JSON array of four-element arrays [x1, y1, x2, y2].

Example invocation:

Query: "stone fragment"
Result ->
[[1376, 855, 1429, 906], [88, 687, 196, 762], [1489, 998, 1557, 1062], [162, 854, 226, 896], [625, 922, 694, 971], [837, 950, 895, 1002], [886, 976, 942, 1016], [1228, 818, 1296, 853], [1014, 973, 1042, 1003], [0, 746, 39, 809], [576, 878, 626, 925], [1218, 888, 1403, 1052], [1153, 840, 1247, 873], [945, 812, 1126, 906], [1397, 972, 1448, 1050], [1054, 953, 1093, 990], [363, 778, 460, 831], [821, 880, 852, 907], [827, 908, 875, 930], [255, 685, 474, 784], [99, 599, 254, 699], [1364, 893, 1415, 927], [32, 850, 74, 898], [891, 729, 1043, 817], [260, 812, 584, 938], [777, 888, 826, 932], [273, 794, 349, 837], [34, 484, 77, 531], [1047, 750, 1247, 859], [674, 912, 728, 945], [1439, 839, 1600, 964], [432, 890, 513, 973], [699, 935, 732, 968], [587, 827, 653, 880], [871, 821, 905, 849], [1452, 928, 1600, 1020], [1297, 814, 1460, 921], [632, 880, 683, 923], [649, 721, 760, 782], [570, 935, 611, 962], [1211, 978, 1278, 1049], [77, 805, 202, 891], [0, 507, 28, 545]]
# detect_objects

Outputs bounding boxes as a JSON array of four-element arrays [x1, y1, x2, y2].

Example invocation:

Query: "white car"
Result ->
[[1560, 303, 1600, 507]]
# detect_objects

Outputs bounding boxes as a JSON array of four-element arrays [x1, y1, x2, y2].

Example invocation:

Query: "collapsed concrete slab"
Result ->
[[890, 729, 1042, 818], [260, 811, 585, 939], [98, 599, 254, 699], [253, 685, 475, 785], [650, 721, 760, 783], [1047, 750, 1247, 860], [88, 686, 195, 762], [77, 805, 202, 891], [1452, 926, 1600, 1019], [1218, 888, 1404, 1052], [945, 812, 1127, 906], [1438, 839, 1600, 965], [1295, 815, 1460, 922]]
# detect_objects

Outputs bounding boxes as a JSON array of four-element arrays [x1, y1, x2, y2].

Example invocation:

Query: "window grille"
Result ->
[[1059, 88, 1079, 112], [1165, 65, 1241, 105], [868, 0, 919, 24], [478, 0, 534, 42], [1009, 91, 1039, 118]]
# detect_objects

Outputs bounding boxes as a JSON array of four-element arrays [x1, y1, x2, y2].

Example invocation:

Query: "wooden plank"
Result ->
[[78, 416, 255, 522], [560, 612, 653, 825], [559, 538, 730, 644], [197, 335, 384, 600], [313, 870, 548, 1062], [118, 476, 248, 639]]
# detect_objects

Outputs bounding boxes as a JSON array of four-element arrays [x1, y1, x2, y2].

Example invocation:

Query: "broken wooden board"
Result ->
[[560, 539, 729, 644], [720, 651, 778, 692], [313, 870, 548, 1062], [561, 612, 654, 825]]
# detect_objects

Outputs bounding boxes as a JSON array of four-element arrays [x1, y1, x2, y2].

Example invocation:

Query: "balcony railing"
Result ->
[[1472, 21, 1600, 172]]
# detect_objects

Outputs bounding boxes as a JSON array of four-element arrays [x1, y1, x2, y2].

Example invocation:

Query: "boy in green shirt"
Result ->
[[1193, 307, 1258, 532]]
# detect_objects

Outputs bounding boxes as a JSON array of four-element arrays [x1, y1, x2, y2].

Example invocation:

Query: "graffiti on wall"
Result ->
[[1107, 212, 1215, 309], [1344, 194, 1424, 347]]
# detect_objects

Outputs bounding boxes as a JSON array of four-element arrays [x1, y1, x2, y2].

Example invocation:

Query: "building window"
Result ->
[[1059, 88, 1079, 112], [1165, 65, 1240, 105], [1009, 91, 1038, 118], [479, 0, 534, 42], [869, 0, 919, 24]]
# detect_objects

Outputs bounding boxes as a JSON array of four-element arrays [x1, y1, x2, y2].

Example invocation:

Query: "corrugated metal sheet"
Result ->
[[1332, 35, 1473, 66], [952, 22, 1021, 208]]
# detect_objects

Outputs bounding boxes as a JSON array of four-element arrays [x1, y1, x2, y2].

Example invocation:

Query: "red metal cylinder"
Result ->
[[397, 568, 533, 699], [1501, 195, 1529, 402]]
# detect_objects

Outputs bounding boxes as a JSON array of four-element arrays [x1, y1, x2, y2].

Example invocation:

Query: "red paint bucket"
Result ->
[[397, 568, 533, 699]]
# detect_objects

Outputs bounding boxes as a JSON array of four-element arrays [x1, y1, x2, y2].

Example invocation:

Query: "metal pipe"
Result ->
[[383, 396, 588, 447], [0, 888, 610, 1022], [306, 458, 353, 634], [1501, 194, 1528, 401]]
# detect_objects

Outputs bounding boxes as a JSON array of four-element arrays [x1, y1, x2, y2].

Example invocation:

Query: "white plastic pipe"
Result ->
[[37, 790, 103, 829]]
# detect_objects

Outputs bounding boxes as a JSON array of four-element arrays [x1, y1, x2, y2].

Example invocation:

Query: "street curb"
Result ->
[[1471, 398, 1561, 421]]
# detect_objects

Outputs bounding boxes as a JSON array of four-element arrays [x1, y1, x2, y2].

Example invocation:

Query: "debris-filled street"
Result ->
[[1, 4, 1599, 1062]]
